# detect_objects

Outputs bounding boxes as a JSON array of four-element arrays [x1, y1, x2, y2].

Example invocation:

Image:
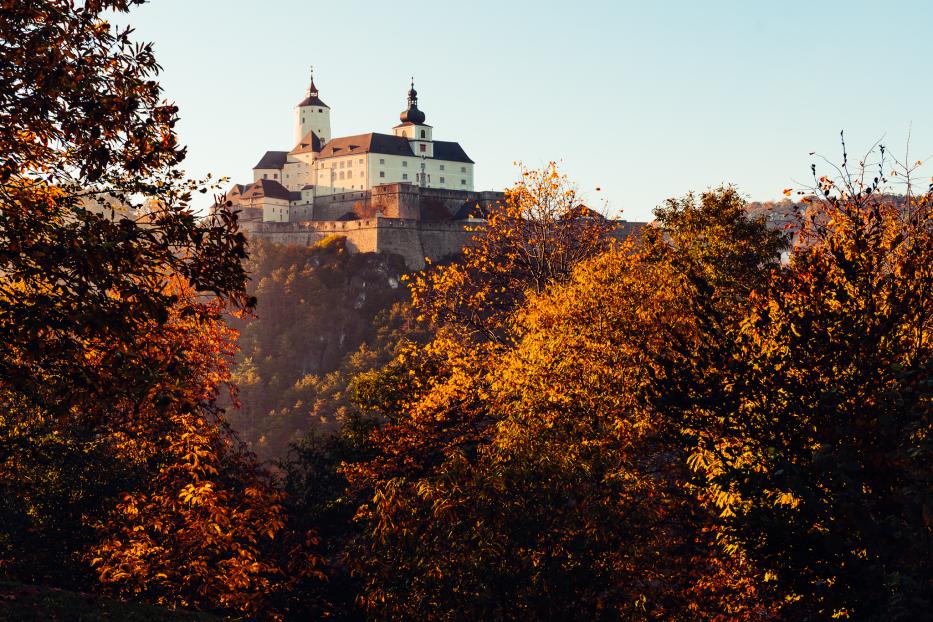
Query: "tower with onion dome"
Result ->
[[393, 79, 433, 164]]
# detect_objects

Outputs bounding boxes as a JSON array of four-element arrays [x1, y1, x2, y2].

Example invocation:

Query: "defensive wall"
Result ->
[[310, 184, 504, 221], [241, 218, 482, 270]]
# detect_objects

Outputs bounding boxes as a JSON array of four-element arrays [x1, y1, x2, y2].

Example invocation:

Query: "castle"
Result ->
[[222, 70, 503, 269]]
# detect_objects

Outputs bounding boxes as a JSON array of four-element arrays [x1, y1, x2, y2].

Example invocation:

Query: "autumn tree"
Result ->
[[81, 282, 322, 620], [407, 161, 615, 344], [352, 245, 776, 620], [350, 164, 615, 478], [657, 148, 933, 619], [1, 0, 251, 426], [343, 177, 787, 619], [0, 2, 325, 617]]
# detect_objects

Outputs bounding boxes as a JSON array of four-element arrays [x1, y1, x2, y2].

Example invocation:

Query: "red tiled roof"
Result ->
[[297, 95, 329, 108], [290, 131, 322, 155]]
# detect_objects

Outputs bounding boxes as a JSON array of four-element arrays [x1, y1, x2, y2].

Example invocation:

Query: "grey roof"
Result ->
[[316, 133, 473, 163], [240, 178, 291, 201], [433, 140, 474, 164], [253, 150, 288, 170], [317, 133, 410, 159]]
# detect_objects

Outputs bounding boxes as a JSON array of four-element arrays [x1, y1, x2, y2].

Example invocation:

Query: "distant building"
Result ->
[[242, 72, 476, 207], [219, 69, 648, 268], [219, 69, 502, 268]]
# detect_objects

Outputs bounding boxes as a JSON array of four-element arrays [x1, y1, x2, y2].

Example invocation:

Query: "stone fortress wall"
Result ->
[[308, 183, 503, 221], [241, 218, 481, 270], [239, 182, 647, 270], [240, 183, 500, 269]]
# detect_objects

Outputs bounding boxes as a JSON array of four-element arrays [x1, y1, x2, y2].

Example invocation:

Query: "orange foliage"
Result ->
[[345, 178, 780, 619], [407, 161, 615, 344], [85, 284, 323, 620]]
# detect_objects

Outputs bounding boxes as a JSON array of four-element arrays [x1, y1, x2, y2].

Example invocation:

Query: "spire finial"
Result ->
[[401, 77, 425, 124], [307, 65, 318, 96]]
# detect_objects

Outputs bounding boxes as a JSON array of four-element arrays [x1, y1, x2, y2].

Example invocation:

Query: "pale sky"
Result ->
[[126, 0, 932, 221]]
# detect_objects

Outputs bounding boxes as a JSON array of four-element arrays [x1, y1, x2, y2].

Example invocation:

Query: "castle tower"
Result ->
[[294, 67, 331, 146], [393, 79, 433, 162]]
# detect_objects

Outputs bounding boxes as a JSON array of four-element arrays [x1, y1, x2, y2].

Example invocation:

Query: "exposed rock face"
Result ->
[[225, 236, 410, 457]]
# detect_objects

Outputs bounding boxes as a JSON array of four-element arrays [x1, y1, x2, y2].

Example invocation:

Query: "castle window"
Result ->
[[379, 171, 385, 178], [402, 173, 408, 180], [461, 166, 466, 173], [420, 144, 426, 153], [339, 171, 345, 179], [402, 161, 408, 167], [318, 108, 323, 113], [440, 177, 445, 183], [461, 179, 466, 185], [263, 174, 268, 179], [379, 158, 385, 164], [420, 129, 426, 138], [440, 164, 445, 171], [359, 158, 364, 165], [274, 174, 278, 179]]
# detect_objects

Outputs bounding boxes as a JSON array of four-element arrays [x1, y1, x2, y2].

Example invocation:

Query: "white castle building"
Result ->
[[234, 72, 477, 223]]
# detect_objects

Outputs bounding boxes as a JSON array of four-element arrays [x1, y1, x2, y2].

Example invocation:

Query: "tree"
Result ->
[[85, 283, 323, 620], [346, 182, 784, 619], [407, 161, 615, 345], [0, 3, 326, 617], [658, 151, 933, 619], [1, 0, 251, 437], [349, 164, 615, 483]]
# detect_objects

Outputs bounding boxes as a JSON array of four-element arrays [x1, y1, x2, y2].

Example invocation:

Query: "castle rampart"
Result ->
[[241, 217, 482, 270]]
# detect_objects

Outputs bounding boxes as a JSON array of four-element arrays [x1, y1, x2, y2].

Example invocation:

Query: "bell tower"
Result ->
[[393, 78, 433, 159], [294, 66, 331, 145]]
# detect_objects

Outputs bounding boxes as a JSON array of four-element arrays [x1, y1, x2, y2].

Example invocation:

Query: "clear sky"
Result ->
[[126, 0, 932, 221]]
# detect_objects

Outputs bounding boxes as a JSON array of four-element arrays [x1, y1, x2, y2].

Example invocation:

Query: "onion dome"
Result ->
[[399, 77, 426, 124]]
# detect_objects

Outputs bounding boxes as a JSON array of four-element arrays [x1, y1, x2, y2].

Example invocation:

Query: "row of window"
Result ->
[[265, 162, 470, 184], [267, 170, 469, 185]]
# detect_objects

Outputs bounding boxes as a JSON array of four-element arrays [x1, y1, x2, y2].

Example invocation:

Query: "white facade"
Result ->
[[262, 197, 290, 222], [295, 103, 331, 146], [282, 155, 314, 191], [394, 123, 434, 158], [248, 74, 475, 221], [254, 167, 282, 183], [365, 154, 473, 191]]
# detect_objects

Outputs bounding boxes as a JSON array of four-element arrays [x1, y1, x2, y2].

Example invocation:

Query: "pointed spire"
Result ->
[[307, 64, 318, 96], [297, 66, 328, 108]]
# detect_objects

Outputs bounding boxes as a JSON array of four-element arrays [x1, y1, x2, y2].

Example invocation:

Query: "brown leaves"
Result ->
[[408, 162, 615, 346], [84, 284, 324, 619]]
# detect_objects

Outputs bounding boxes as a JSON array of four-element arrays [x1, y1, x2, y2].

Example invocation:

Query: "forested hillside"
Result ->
[[226, 236, 421, 458]]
